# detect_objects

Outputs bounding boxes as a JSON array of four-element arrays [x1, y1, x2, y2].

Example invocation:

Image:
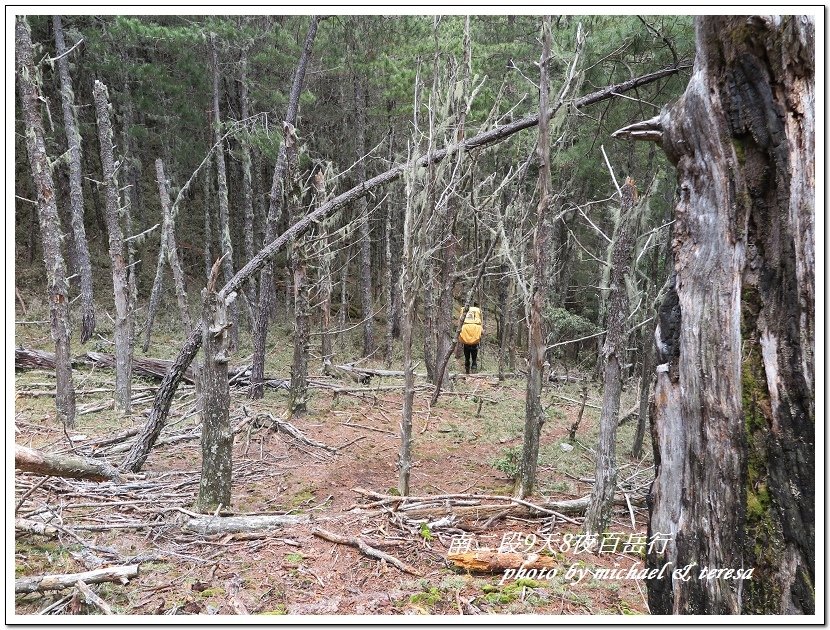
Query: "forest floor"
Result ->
[[13, 307, 654, 618]]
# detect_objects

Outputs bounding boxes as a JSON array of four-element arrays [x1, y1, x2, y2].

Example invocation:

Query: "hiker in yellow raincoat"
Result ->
[[459, 303, 483, 374]]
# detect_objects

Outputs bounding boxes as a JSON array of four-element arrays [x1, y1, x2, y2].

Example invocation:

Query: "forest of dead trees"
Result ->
[[14, 13, 815, 617]]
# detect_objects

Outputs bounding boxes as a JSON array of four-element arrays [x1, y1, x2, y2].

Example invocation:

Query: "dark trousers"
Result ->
[[463, 343, 479, 374]]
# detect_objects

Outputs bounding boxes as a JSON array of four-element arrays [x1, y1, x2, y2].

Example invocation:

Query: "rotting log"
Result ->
[[15, 565, 139, 594], [182, 514, 309, 535], [447, 551, 557, 573], [15, 445, 120, 482]]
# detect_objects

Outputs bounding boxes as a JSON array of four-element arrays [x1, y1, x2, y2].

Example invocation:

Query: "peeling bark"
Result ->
[[53, 16, 95, 344], [617, 16, 814, 615], [17, 18, 76, 428], [93, 80, 132, 414]]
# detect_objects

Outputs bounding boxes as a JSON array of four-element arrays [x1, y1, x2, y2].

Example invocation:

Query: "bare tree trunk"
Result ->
[[250, 16, 319, 399], [516, 18, 552, 499], [155, 159, 191, 331], [118, 60, 140, 320], [93, 80, 132, 414], [209, 32, 238, 352], [203, 165, 213, 282], [197, 260, 232, 512], [632, 247, 659, 459], [584, 178, 639, 533], [616, 15, 814, 615], [239, 45, 257, 324], [354, 79, 374, 358], [383, 121, 396, 366], [53, 16, 95, 344], [284, 126, 308, 416], [18, 18, 76, 427], [122, 62, 684, 472], [338, 244, 349, 351], [315, 170, 334, 366]]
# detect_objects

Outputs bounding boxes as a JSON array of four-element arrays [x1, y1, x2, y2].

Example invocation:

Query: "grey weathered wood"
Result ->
[[354, 76, 374, 358], [584, 178, 640, 534], [17, 17, 76, 428], [93, 80, 132, 414], [516, 18, 553, 499], [15, 444, 119, 482], [15, 565, 139, 594], [209, 32, 238, 352], [618, 15, 814, 615], [122, 62, 685, 473], [183, 514, 309, 535], [53, 16, 95, 344], [155, 158, 191, 331], [197, 259, 233, 512]]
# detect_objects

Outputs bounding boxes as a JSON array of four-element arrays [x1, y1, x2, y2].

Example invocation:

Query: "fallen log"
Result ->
[[15, 518, 58, 537], [15, 445, 120, 482], [447, 550, 557, 573], [74, 580, 113, 614], [313, 527, 422, 576], [182, 514, 309, 535], [15, 565, 139, 594]]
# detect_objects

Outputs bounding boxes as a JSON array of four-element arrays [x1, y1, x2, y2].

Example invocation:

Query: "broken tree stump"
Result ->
[[15, 445, 120, 482], [15, 565, 139, 594]]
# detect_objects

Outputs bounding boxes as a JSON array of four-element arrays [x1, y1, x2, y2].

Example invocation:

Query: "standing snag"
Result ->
[[616, 15, 814, 615], [16, 17, 76, 428]]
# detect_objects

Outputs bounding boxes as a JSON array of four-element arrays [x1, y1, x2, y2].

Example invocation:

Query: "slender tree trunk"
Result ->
[[203, 165, 213, 282], [93, 80, 132, 414], [122, 62, 684, 472], [354, 79, 374, 357], [315, 171, 334, 366], [16, 17, 76, 428], [250, 16, 319, 399], [338, 243, 349, 351], [197, 261, 232, 512], [516, 18, 552, 499], [209, 32, 238, 352], [53, 15, 95, 344], [119, 60, 140, 319], [283, 126, 308, 416], [632, 246, 659, 459], [584, 178, 640, 533], [616, 15, 814, 615], [239, 46, 258, 324], [155, 159, 191, 331], [383, 119, 396, 366]]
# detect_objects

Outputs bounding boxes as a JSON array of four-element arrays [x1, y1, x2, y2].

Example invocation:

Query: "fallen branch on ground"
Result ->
[[313, 527, 422, 576], [15, 565, 139, 594], [74, 580, 113, 614], [15, 445, 120, 482], [447, 550, 557, 573], [182, 514, 310, 535]]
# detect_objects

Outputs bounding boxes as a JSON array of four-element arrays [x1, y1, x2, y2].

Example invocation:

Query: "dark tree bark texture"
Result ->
[[616, 15, 814, 615]]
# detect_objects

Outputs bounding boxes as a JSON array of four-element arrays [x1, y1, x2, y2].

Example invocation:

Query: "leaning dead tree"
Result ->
[[120, 62, 686, 473], [615, 15, 814, 614], [15, 445, 119, 482], [16, 17, 76, 428], [93, 79, 132, 414], [584, 177, 640, 534], [53, 15, 95, 344]]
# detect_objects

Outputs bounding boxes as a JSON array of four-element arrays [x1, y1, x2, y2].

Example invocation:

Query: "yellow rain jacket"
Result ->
[[459, 306, 483, 345]]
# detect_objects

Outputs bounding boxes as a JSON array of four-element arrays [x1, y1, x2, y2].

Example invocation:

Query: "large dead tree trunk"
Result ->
[[209, 32, 238, 352], [197, 260, 233, 512], [250, 16, 319, 400], [516, 18, 552, 499], [17, 17, 76, 428], [53, 16, 95, 344], [121, 63, 686, 473], [93, 80, 132, 414], [584, 178, 639, 533], [615, 15, 814, 615]]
